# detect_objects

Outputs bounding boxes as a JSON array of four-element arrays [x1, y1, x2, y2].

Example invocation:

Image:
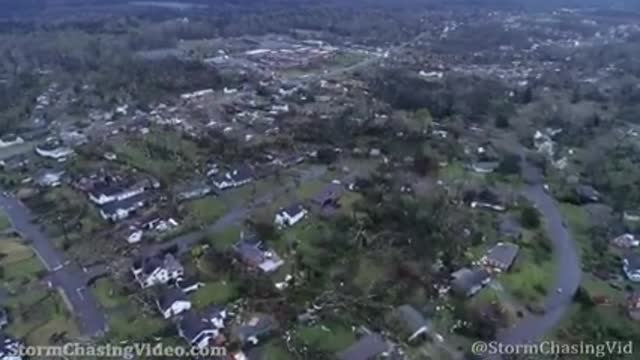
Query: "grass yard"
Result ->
[[0, 238, 45, 289], [207, 225, 241, 250], [187, 196, 227, 225], [27, 315, 79, 346], [353, 257, 386, 291], [296, 180, 325, 200], [500, 249, 555, 305], [263, 340, 294, 359], [295, 322, 356, 353], [108, 306, 167, 341], [190, 280, 236, 310], [91, 278, 129, 309]]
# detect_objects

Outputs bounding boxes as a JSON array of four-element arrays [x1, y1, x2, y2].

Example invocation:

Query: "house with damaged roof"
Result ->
[[132, 253, 184, 288]]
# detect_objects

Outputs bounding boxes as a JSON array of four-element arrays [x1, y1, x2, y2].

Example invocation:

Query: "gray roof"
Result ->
[[237, 315, 277, 343], [396, 305, 429, 334], [485, 243, 520, 268], [135, 253, 183, 275], [337, 333, 389, 360], [281, 203, 306, 217], [451, 267, 491, 295], [156, 287, 187, 311], [179, 311, 214, 343], [625, 253, 640, 271], [313, 183, 344, 205]]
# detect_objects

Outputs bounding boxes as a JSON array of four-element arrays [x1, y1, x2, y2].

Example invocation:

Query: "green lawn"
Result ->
[[27, 315, 79, 346], [296, 180, 325, 200], [207, 225, 241, 250], [296, 323, 356, 354], [264, 340, 294, 359], [108, 307, 167, 341], [353, 257, 386, 291], [92, 278, 129, 309], [7, 292, 73, 345], [187, 197, 227, 224], [190, 280, 236, 309]]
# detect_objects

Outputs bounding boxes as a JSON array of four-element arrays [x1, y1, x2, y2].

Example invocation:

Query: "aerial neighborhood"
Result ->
[[0, 0, 640, 359]]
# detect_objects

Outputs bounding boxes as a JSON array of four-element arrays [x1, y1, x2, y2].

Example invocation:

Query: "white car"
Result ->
[[556, 287, 563, 294]]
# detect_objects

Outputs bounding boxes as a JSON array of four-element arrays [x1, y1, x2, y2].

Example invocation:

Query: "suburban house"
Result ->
[[624, 211, 640, 223], [233, 237, 284, 273], [451, 267, 491, 297], [0, 154, 29, 171], [628, 293, 640, 321], [471, 161, 499, 174], [337, 333, 391, 360], [612, 234, 639, 249], [623, 254, 640, 282], [0, 334, 22, 360], [274, 204, 308, 228], [35, 140, 74, 160], [88, 181, 147, 205], [132, 253, 184, 288], [156, 287, 191, 319], [575, 185, 601, 203], [35, 169, 65, 188], [236, 314, 277, 347], [213, 166, 254, 190], [481, 242, 520, 272], [177, 277, 205, 294], [0, 134, 24, 148], [176, 181, 213, 201], [469, 189, 507, 212], [312, 183, 344, 208], [99, 192, 149, 222], [178, 311, 220, 349], [203, 305, 228, 330], [395, 304, 430, 343]]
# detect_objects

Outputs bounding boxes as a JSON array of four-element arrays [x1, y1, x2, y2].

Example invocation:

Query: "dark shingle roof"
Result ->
[[396, 305, 429, 335], [156, 287, 187, 311], [485, 242, 520, 267], [337, 333, 389, 360], [179, 311, 213, 342]]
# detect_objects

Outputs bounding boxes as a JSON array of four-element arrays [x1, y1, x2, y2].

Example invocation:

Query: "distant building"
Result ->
[[236, 314, 277, 347], [471, 161, 499, 174], [612, 234, 639, 249], [176, 181, 213, 201], [0, 134, 24, 148], [35, 140, 73, 160], [132, 253, 184, 288], [213, 166, 253, 190]]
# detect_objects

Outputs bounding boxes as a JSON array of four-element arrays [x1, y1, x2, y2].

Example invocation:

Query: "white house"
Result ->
[[0, 134, 24, 148], [274, 204, 308, 228], [623, 254, 640, 282], [89, 183, 146, 205], [156, 287, 191, 319], [471, 201, 506, 212], [35, 141, 74, 160], [99, 193, 147, 222], [132, 253, 184, 288], [213, 167, 253, 190]]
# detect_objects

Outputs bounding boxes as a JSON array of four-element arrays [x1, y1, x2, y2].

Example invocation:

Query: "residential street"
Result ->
[[0, 192, 107, 337], [494, 156, 582, 346]]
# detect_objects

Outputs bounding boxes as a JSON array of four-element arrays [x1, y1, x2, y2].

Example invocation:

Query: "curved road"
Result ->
[[495, 156, 582, 346], [0, 192, 107, 337]]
